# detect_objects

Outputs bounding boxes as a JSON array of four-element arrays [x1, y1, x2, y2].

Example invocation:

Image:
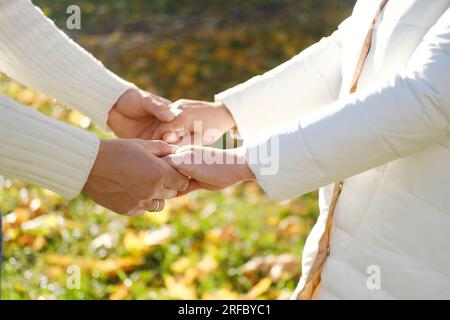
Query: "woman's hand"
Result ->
[[164, 146, 255, 195], [153, 100, 237, 146]]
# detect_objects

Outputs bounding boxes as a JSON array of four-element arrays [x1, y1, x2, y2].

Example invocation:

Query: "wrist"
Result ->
[[215, 101, 236, 131], [234, 147, 256, 182]]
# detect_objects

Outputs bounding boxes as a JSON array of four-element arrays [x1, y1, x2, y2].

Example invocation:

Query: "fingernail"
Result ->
[[170, 104, 183, 116], [162, 109, 176, 121], [163, 132, 178, 144]]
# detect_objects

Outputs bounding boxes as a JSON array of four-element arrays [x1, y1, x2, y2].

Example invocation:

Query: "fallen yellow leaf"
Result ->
[[170, 257, 191, 274], [202, 288, 240, 300], [123, 226, 174, 255], [244, 278, 272, 299], [21, 213, 63, 236], [196, 255, 218, 276], [165, 276, 196, 300], [109, 284, 130, 300], [44, 255, 143, 278]]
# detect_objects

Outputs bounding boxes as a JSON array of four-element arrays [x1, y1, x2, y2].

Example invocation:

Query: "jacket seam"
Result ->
[[353, 101, 404, 159], [342, 165, 388, 258]]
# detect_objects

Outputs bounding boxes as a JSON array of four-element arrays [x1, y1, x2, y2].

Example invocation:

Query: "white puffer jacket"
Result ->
[[217, 0, 450, 299]]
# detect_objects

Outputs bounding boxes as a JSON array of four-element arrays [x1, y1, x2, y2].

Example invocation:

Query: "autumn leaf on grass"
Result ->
[[202, 288, 240, 300], [20, 213, 62, 237], [32, 235, 46, 250], [204, 227, 238, 245], [277, 216, 308, 239], [240, 254, 301, 281], [123, 226, 175, 256], [171, 255, 219, 286], [68, 110, 91, 129], [3, 207, 33, 229], [90, 233, 119, 251], [44, 255, 143, 278], [109, 284, 130, 300], [42, 189, 63, 206], [93, 257, 144, 276], [15, 234, 46, 251], [164, 276, 197, 300], [196, 255, 218, 277], [3, 206, 57, 245], [243, 278, 272, 300], [266, 215, 280, 227], [204, 228, 222, 245], [170, 257, 192, 274]]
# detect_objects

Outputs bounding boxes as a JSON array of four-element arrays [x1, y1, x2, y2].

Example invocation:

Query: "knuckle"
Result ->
[[150, 172, 165, 187], [174, 99, 195, 111]]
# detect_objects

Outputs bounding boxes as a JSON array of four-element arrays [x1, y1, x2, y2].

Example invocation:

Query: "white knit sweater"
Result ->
[[0, 0, 134, 199]]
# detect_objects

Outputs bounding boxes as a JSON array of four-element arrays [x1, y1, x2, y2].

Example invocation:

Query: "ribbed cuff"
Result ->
[[0, 95, 100, 199], [72, 74, 136, 131]]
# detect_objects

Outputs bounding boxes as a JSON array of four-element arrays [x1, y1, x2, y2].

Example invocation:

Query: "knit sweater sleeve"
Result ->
[[0, 0, 135, 130], [0, 0, 135, 199], [0, 94, 100, 199]]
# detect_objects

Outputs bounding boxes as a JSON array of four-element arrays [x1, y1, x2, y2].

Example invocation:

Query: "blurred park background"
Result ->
[[0, 0, 354, 300]]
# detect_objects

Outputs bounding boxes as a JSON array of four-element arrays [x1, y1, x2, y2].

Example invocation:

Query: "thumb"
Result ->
[[141, 94, 176, 122]]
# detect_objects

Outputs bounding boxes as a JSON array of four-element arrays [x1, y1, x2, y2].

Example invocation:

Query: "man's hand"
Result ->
[[108, 88, 176, 139], [153, 100, 236, 146], [83, 140, 189, 216], [164, 146, 255, 195]]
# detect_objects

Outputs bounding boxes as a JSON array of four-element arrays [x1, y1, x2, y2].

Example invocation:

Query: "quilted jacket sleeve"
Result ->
[[215, 17, 351, 140], [246, 8, 450, 200]]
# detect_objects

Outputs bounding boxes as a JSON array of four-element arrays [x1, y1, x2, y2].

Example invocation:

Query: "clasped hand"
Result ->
[[83, 89, 254, 216]]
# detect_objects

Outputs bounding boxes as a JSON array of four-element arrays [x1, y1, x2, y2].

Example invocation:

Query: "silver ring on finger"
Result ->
[[144, 200, 158, 213], [154, 201, 161, 212]]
